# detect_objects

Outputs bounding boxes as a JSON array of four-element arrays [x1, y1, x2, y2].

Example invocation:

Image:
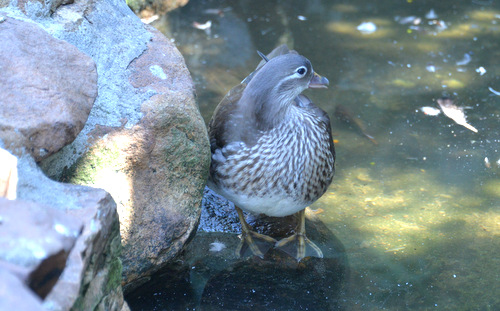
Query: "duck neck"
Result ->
[[241, 88, 294, 131]]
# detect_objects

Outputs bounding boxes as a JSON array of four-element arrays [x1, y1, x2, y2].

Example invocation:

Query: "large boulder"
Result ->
[[1, 0, 210, 295], [117, 25, 210, 291], [0, 16, 97, 162]]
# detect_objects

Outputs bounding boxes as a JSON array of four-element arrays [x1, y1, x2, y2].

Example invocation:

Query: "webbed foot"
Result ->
[[235, 206, 276, 259], [275, 209, 323, 261], [275, 232, 323, 261]]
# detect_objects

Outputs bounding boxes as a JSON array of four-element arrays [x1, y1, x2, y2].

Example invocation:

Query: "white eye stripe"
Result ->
[[296, 66, 307, 76], [283, 66, 308, 80], [279, 71, 304, 83], [273, 65, 310, 94]]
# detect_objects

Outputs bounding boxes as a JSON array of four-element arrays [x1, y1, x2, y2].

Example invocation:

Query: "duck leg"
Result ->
[[235, 206, 277, 259], [275, 209, 323, 261]]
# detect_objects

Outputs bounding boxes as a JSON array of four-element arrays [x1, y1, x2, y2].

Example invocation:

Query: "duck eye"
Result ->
[[296, 66, 307, 76]]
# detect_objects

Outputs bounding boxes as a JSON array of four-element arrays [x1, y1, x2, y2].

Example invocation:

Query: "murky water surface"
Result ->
[[132, 0, 500, 309]]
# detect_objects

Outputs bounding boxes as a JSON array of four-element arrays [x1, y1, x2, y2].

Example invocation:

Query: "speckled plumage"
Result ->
[[210, 98, 334, 217], [207, 45, 335, 260]]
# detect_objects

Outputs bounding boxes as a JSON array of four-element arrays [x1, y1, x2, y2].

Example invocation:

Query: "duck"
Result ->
[[207, 44, 335, 261]]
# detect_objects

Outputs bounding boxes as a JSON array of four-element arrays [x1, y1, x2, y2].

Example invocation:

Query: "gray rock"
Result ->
[[126, 212, 349, 310], [0, 198, 82, 299], [127, 0, 189, 17], [0, 17, 97, 162], [118, 25, 210, 292], [0, 0, 69, 18], [1, 0, 209, 298], [0, 267, 44, 311], [16, 155, 124, 311]]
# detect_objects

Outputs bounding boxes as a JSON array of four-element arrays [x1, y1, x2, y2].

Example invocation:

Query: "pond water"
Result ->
[[129, 0, 499, 309]]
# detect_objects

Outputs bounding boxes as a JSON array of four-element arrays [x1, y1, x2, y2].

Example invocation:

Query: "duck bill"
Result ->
[[308, 72, 329, 89]]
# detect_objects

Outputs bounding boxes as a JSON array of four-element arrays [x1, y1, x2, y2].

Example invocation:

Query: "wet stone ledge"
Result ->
[[126, 188, 349, 311]]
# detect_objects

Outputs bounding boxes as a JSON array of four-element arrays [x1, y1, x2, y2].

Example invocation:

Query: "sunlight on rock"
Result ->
[[94, 168, 134, 242], [0, 148, 17, 200]]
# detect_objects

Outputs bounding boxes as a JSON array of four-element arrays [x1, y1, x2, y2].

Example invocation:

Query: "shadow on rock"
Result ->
[[126, 188, 349, 310], [200, 212, 348, 311]]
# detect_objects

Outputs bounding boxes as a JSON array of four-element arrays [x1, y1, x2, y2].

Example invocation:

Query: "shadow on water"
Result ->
[[128, 0, 500, 310]]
